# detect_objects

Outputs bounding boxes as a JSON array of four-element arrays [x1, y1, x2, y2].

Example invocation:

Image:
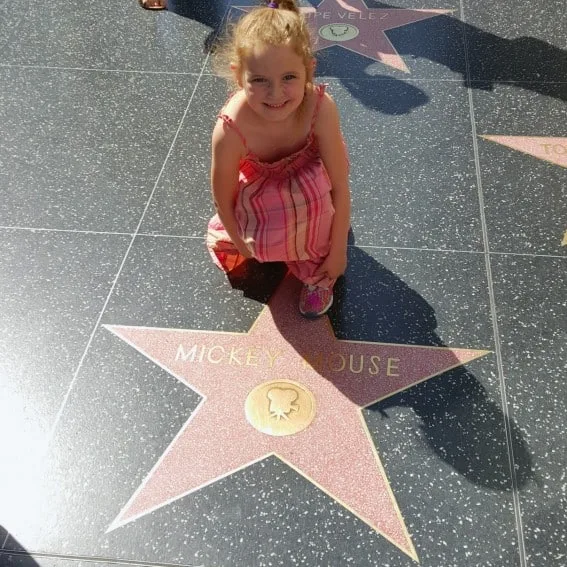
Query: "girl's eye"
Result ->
[[284, 75, 297, 81], [251, 78, 267, 83]]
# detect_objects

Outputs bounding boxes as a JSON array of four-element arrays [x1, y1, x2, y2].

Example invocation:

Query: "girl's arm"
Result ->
[[314, 93, 351, 280], [210, 120, 252, 258]]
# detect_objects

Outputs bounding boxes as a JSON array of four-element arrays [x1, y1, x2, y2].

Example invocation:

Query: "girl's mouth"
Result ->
[[264, 101, 288, 109]]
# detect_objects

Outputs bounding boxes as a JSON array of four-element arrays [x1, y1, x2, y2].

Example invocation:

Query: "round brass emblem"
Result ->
[[245, 380, 316, 436], [318, 23, 360, 42]]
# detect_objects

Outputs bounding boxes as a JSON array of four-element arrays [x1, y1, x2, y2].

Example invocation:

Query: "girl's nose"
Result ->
[[269, 81, 283, 98]]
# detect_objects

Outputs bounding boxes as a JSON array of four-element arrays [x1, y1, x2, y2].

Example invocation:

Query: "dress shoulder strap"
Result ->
[[309, 83, 327, 132], [217, 113, 249, 152]]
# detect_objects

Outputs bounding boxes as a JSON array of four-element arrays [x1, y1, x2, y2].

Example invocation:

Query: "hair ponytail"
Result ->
[[267, 0, 300, 13]]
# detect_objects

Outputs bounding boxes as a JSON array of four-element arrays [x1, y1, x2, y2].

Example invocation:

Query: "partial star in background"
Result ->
[[482, 135, 566, 247], [235, 0, 451, 72], [481, 136, 567, 169]]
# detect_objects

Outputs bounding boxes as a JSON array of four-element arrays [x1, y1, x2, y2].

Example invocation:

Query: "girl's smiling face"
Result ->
[[237, 43, 309, 122]]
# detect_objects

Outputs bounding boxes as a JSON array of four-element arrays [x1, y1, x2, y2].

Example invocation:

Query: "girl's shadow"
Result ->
[[228, 246, 533, 491]]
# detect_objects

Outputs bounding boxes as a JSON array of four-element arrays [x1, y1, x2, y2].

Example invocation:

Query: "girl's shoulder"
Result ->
[[212, 91, 249, 157], [312, 86, 340, 136], [312, 84, 337, 120], [218, 90, 248, 123]]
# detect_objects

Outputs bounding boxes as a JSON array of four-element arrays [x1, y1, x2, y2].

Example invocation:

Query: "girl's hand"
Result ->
[[235, 239, 254, 259], [315, 249, 347, 280]]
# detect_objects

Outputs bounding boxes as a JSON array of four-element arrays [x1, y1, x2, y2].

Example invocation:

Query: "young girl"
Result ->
[[207, 0, 351, 318]]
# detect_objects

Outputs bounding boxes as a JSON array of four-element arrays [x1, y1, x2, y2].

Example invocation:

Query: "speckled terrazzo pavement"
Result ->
[[0, 1, 565, 567]]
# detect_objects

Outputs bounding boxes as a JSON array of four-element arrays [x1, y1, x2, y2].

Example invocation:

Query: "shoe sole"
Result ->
[[299, 294, 334, 319]]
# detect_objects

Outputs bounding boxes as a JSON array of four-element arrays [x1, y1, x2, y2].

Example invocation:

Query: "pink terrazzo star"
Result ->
[[235, 0, 451, 72], [105, 275, 489, 560], [482, 136, 567, 168]]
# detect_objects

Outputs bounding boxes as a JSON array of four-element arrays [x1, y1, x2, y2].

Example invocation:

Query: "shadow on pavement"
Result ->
[[227, 246, 533, 492], [165, 0, 567, 109]]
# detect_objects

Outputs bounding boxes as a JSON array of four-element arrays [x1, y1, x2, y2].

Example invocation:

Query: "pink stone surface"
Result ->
[[105, 276, 489, 560], [482, 136, 567, 168], [236, 0, 451, 72]]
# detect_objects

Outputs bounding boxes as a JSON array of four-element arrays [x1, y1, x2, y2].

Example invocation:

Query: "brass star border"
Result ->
[[104, 275, 490, 561]]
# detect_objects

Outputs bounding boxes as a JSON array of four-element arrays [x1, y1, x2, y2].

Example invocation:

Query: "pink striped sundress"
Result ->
[[207, 84, 335, 288]]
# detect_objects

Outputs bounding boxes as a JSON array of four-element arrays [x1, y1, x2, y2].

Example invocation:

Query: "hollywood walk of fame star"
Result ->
[[481, 136, 567, 169], [234, 0, 451, 72], [481, 136, 567, 247], [104, 275, 489, 560]]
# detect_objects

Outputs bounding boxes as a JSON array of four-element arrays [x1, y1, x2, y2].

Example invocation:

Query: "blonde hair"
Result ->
[[213, 0, 314, 89]]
